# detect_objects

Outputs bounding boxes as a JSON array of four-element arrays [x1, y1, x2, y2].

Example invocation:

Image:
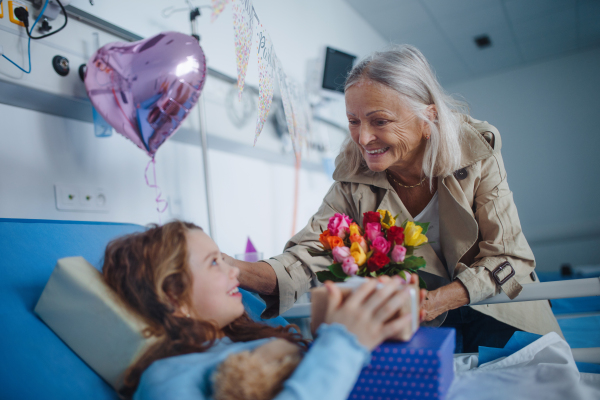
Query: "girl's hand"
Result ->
[[378, 274, 428, 323], [323, 278, 415, 351]]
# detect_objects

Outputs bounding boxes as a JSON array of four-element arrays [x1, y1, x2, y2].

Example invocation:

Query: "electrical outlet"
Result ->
[[8, 1, 27, 27], [55, 184, 109, 212]]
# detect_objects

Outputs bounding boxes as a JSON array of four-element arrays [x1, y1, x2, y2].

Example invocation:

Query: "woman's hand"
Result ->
[[222, 253, 278, 296], [323, 277, 415, 351], [421, 280, 470, 321]]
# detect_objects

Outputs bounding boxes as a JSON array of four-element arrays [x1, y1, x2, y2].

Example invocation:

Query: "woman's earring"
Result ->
[[425, 134, 430, 140]]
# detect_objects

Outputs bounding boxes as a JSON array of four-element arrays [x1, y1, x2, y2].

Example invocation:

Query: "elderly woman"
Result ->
[[226, 45, 561, 352]]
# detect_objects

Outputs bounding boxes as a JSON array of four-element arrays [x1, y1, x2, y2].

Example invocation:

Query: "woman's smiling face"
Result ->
[[345, 79, 427, 172]]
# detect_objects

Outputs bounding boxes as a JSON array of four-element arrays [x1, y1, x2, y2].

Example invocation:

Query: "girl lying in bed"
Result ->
[[102, 221, 421, 400]]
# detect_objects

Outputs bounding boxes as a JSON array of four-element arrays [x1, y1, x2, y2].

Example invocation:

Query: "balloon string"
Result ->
[[145, 156, 169, 223]]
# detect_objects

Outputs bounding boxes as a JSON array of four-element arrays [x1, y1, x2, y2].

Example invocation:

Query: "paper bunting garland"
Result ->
[[232, 0, 254, 100], [254, 25, 275, 145], [210, 0, 313, 154], [288, 79, 308, 151], [211, 0, 231, 22], [275, 57, 299, 155]]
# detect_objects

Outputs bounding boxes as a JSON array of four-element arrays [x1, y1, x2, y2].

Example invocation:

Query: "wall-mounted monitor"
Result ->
[[321, 47, 356, 93]]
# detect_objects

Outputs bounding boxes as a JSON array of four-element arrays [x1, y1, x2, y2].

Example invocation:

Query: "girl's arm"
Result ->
[[274, 323, 370, 400]]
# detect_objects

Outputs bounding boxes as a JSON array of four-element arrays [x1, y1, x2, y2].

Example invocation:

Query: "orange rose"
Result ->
[[319, 230, 332, 250], [327, 236, 344, 248]]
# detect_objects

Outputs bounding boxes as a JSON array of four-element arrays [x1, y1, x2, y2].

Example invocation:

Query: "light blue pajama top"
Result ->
[[133, 323, 370, 400]]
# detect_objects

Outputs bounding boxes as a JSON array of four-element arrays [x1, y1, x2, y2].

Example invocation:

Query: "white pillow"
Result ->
[[35, 257, 158, 389]]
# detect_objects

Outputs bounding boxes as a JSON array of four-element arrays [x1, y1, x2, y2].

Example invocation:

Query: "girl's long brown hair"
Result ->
[[102, 221, 308, 399]]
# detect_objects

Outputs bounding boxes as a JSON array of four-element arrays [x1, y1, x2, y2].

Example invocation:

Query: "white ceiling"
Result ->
[[345, 0, 600, 85]]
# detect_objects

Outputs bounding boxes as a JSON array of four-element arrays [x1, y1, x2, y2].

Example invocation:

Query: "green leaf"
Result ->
[[403, 255, 426, 270], [399, 270, 407, 281], [328, 263, 348, 279], [414, 221, 430, 235], [401, 219, 408, 229], [316, 270, 346, 283], [370, 271, 377, 278], [418, 275, 427, 289]]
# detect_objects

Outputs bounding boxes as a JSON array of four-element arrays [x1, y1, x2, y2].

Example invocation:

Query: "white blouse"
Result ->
[[413, 191, 448, 273]]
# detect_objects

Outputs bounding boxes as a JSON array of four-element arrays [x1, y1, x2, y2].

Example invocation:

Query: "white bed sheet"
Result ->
[[447, 332, 600, 400]]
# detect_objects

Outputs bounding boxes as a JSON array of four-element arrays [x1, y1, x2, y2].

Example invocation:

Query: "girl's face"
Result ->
[[345, 79, 428, 172], [185, 229, 245, 328]]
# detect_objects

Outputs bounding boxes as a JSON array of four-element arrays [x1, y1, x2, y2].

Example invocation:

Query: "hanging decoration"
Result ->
[[211, 0, 231, 22], [254, 25, 275, 145], [288, 79, 308, 152], [211, 0, 313, 155], [85, 31, 207, 218], [85, 31, 207, 156], [232, 0, 254, 100], [275, 57, 300, 156]]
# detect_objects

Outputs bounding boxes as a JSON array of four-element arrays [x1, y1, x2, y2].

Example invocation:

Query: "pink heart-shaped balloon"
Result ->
[[85, 32, 207, 156]]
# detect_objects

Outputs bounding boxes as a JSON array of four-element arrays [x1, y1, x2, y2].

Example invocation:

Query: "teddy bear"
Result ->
[[212, 338, 303, 400]]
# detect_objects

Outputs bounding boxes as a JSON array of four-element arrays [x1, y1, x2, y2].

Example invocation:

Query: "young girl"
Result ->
[[102, 221, 417, 400]]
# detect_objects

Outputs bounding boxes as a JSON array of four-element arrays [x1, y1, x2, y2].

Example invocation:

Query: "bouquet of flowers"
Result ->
[[309, 210, 430, 288]]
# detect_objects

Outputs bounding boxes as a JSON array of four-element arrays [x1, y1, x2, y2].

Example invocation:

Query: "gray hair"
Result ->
[[340, 44, 467, 180]]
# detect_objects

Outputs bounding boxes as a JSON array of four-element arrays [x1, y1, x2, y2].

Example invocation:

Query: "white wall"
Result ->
[[0, 0, 385, 258], [446, 47, 600, 271]]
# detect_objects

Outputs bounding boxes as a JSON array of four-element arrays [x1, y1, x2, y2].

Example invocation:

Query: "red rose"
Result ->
[[362, 211, 381, 229], [387, 226, 405, 245], [367, 252, 390, 272]]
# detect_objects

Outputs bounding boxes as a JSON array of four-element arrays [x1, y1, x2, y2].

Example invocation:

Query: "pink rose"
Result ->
[[371, 236, 391, 255], [342, 257, 359, 276], [365, 222, 383, 243], [391, 245, 407, 263], [332, 246, 352, 263], [328, 213, 352, 239]]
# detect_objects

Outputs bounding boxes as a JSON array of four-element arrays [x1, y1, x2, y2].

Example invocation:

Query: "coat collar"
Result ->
[[332, 115, 498, 187]]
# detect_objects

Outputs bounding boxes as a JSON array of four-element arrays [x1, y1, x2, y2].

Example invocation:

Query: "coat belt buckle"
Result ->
[[492, 261, 515, 286]]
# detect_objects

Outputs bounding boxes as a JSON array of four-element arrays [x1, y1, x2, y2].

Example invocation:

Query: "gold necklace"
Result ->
[[386, 170, 427, 188]]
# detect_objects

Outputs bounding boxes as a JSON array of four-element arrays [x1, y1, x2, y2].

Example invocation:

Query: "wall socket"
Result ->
[[54, 184, 109, 212]]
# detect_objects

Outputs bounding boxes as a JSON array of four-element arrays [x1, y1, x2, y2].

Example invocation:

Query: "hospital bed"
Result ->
[[0, 218, 288, 400], [1, 217, 598, 400], [281, 265, 600, 365]]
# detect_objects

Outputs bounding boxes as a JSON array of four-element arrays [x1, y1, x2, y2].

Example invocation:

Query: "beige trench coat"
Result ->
[[261, 116, 562, 337]]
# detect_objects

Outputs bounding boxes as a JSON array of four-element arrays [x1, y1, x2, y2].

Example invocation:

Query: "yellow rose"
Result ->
[[404, 221, 428, 247], [350, 242, 367, 267], [349, 222, 362, 237], [377, 209, 396, 230]]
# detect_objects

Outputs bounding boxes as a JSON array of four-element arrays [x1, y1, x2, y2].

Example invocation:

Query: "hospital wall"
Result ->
[[446, 46, 600, 271], [0, 0, 385, 258]]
